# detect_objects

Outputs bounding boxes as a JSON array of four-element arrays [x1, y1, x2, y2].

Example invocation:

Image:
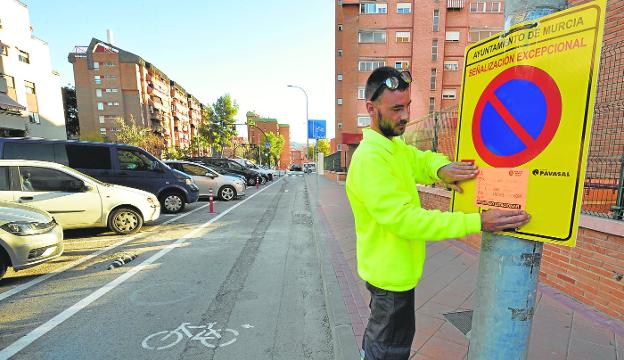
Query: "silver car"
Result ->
[[165, 161, 246, 201], [0, 201, 64, 279]]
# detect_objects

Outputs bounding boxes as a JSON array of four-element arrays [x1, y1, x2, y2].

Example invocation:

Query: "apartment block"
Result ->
[[0, 0, 66, 139], [335, 0, 503, 167], [68, 38, 204, 149]]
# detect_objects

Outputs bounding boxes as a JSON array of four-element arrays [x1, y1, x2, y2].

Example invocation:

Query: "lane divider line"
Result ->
[[0, 178, 282, 360]]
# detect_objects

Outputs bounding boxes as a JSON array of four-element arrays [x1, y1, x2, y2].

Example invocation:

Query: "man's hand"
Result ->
[[437, 162, 479, 193], [481, 209, 531, 232]]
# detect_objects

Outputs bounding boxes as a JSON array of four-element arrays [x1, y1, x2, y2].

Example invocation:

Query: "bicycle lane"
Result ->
[[0, 179, 285, 360]]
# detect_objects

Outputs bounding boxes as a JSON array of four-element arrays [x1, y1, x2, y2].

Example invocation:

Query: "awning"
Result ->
[[342, 132, 363, 145], [0, 93, 26, 112]]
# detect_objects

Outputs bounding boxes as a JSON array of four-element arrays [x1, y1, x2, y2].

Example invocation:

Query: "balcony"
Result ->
[[447, 0, 464, 9]]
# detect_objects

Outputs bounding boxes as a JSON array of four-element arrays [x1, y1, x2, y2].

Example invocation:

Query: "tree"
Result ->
[[62, 86, 79, 139], [112, 116, 164, 155], [317, 139, 331, 156], [199, 94, 239, 155], [261, 132, 285, 167], [80, 131, 106, 142]]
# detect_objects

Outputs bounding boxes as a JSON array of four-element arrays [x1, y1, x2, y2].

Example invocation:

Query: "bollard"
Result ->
[[256, 176, 259, 189], [209, 188, 215, 214]]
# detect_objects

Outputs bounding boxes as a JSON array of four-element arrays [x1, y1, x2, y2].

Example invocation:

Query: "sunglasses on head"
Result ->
[[369, 71, 412, 101]]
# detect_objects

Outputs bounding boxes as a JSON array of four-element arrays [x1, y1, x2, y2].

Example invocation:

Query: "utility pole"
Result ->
[[467, 1, 568, 359]]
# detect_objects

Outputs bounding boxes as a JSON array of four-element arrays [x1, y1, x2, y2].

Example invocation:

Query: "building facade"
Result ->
[[245, 112, 291, 169], [68, 38, 204, 149], [335, 0, 504, 168], [0, 0, 66, 139]]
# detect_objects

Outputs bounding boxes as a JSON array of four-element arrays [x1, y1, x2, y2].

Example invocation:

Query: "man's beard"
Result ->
[[377, 110, 407, 138]]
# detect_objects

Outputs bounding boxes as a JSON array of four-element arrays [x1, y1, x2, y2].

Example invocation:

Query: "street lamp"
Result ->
[[287, 84, 309, 163]]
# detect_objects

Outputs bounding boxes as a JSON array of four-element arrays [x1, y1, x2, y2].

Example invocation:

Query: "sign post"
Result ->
[[451, 0, 608, 358]]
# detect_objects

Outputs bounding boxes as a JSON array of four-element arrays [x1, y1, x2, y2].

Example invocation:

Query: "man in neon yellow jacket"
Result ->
[[346, 67, 530, 360]]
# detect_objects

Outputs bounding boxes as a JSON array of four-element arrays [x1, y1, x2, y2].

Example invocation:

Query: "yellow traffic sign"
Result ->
[[451, 0, 607, 247]]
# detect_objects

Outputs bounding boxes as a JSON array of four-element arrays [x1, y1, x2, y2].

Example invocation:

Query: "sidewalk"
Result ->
[[308, 175, 624, 360]]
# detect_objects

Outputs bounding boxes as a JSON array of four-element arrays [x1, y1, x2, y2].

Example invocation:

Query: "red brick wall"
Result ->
[[418, 187, 624, 322]]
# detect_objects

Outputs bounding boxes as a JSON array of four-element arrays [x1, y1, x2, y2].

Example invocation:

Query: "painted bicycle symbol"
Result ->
[[142, 322, 253, 350]]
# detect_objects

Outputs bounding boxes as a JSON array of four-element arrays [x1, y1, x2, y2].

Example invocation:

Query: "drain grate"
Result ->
[[443, 310, 473, 336]]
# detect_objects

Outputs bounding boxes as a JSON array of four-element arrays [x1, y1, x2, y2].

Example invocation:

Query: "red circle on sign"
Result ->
[[472, 65, 562, 167]]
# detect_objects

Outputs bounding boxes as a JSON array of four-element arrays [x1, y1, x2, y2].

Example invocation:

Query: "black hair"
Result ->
[[365, 66, 410, 101]]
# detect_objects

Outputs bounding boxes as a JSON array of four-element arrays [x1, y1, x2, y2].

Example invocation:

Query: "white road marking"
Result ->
[[0, 203, 209, 302], [0, 179, 282, 359]]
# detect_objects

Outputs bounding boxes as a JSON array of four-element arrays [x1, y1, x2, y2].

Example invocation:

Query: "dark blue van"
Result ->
[[0, 138, 199, 213]]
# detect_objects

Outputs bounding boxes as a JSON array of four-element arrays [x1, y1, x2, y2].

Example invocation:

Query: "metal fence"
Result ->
[[404, 40, 624, 220], [324, 151, 343, 172]]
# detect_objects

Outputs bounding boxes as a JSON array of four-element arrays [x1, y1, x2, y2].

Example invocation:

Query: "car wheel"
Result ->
[[247, 177, 256, 186], [0, 251, 8, 280], [108, 207, 144, 234], [218, 185, 236, 201], [160, 191, 185, 214]]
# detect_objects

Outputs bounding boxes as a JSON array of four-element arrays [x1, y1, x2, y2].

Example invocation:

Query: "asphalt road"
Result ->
[[0, 175, 357, 360]]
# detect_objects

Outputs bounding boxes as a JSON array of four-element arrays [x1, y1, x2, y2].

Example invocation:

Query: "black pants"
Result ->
[[362, 282, 415, 360]]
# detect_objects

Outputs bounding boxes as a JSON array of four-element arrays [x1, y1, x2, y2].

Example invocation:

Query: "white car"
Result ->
[[165, 160, 246, 201], [0, 160, 160, 234], [0, 201, 64, 279]]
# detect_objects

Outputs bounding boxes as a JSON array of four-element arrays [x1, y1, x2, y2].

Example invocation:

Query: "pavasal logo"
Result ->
[[532, 169, 570, 177]]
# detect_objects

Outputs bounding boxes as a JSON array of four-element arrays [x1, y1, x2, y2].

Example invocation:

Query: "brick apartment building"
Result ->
[[68, 38, 204, 150], [335, 0, 504, 168], [245, 112, 291, 169]]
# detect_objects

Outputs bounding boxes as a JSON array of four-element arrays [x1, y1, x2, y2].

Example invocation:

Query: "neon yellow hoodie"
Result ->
[[346, 128, 482, 291]]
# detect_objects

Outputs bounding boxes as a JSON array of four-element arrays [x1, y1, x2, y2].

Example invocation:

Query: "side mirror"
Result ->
[[206, 172, 216, 179]]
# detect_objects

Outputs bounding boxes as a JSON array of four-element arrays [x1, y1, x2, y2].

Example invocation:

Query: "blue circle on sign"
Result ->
[[480, 79, 547, 156]]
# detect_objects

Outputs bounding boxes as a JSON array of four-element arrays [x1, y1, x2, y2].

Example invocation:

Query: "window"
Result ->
[[97, 102, 104, 111], [94, 75, 102, 85], [337, 49, 343, 57], [95, 89, 103, 98], [100, 128, 107, 135], [359, 30, 386, 43], [337, 122, 343, 129], [18, 50, 30, 64], [446, 31, 460, 42], [470, 1, 502, 12], [433, 10, 440, 32], [99, 115, 105, 123], [469, 29, 501, 42], [104, 61, 115, 67], [24, 81, 35, 94], [357, 116, 371, 127], [444, 60, 459, 70], [0, 167, 9, 191], [337, 98, 343, 105], [396, 31, 411, 43], [337, 74, 343, 81], [182, 163, 208, 176], [105, 88, 119, 93], [338, 24, 343, 31], [66, 144, 111, 169], [4, 143, 55, 162], [360, 2, 387, 14], [337, 144, 342, 151], [107, 101, 119, 106], [117, 149, 156, 171], [358, 87, 366, 100], [442, 89, 457, 99], [93, 61, 100, 70], [29, 112, 40, 124], [429, 97, 436, 113], [432, 39, 439, 61], [490, 2, 502, 12], [358, 60, 385, 71], [397, 3, 412, 13], [1, 74, 15, 89], [19, 167, 84, 192], [395, 61, 409, 70], [103, 75, 117, 80], [470, 2, 486, 12], [1, 44, 7, 56], [430, 69, 437, 90]]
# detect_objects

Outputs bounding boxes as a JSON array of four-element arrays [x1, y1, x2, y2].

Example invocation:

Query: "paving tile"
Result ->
[[571, 313, 617, 347], [436, 321, 469, 347], [528, 322, 570, 360], [418, 336, 468, 360], [416, 300, 456, 320], [412, 315, 446, 351], [567, 338, 617, 360]]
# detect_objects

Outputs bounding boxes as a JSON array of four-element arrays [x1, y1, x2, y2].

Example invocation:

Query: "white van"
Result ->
[[0, 160, 160, 234]]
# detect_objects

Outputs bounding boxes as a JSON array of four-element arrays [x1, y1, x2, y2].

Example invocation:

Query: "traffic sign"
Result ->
[[451, 0, 607, 247], [308, 119, 326, 139]]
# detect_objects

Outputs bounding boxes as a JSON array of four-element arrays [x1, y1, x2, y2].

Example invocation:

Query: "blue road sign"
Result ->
[[265, 141, 270, 149], [308, 119, 326, 139]]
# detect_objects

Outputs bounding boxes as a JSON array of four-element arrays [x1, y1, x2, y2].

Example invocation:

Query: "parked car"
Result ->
[[189, 157, 263, 186], [231, 158, 273, 181], [0, 160, 160, 234], [0, 138, 199, 213], [288, 164, 304, 176], [303, 162, 317, 174], [164, 161, 246, 201], [0, 201, 64, 279]]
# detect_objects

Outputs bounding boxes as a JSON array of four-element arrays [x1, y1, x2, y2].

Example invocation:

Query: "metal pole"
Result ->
[[467, 1, 567, 359], [287, 85, 309, 162]]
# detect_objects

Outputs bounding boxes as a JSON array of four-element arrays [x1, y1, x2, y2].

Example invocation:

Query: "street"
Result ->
[[0, 175, 350, 360]]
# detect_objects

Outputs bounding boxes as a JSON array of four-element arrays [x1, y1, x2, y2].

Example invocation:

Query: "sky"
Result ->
[[24, 0, 335, 144]]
